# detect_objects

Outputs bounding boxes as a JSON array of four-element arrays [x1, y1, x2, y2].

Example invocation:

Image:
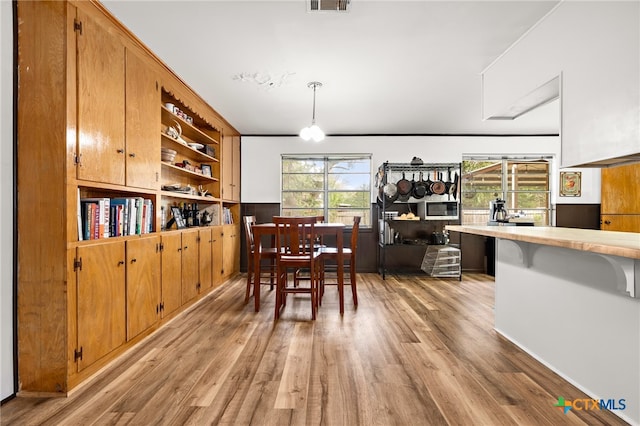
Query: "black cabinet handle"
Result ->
[[117, 148, 124, 154], [131, 258, 137, 263], [117, 260, 124, 266], [129, 153, 136, 158], [604, 220, 611, 225]]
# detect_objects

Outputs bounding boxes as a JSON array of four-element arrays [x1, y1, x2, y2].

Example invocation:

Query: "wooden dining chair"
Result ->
[[319, 216, 360, 306], [243, 215, 276, 306], [273, 216, 322, 320]]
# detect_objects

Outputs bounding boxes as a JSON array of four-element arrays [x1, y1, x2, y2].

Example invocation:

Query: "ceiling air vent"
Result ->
[[308, 0, 351, 13]]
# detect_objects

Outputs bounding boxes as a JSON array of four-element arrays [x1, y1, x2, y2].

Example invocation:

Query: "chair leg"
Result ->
[[349, 259, 358, 306], [245, 256, 253, 304]]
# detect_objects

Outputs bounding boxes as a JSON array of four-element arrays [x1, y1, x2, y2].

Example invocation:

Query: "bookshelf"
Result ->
[[16, 0, 240, 394]]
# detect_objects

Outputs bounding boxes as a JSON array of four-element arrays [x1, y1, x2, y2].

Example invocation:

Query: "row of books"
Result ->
[[79, 197, 153, 241], [222, 207, 234, 225]]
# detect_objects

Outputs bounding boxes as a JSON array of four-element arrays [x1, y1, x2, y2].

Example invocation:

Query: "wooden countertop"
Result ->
[[445, 225, 640, 260]]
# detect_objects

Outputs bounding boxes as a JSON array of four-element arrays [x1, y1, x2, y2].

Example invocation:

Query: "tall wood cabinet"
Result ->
[[17, 0, 241, 395], [601, 163, 640, 232]]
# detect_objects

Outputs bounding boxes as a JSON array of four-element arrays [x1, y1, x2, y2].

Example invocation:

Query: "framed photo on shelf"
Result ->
[[560, 171, 581, 197], [170, 206, 187, 229], [201, 164, 212, 177]]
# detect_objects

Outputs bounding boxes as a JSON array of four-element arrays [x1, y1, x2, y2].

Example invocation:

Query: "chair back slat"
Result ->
[[243, 215, 256, 250], [273, 216, 317, 259]]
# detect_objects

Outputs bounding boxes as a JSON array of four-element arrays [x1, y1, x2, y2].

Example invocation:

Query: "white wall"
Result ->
[[1, 0, 15, 400], [241, 135, 600, 205]]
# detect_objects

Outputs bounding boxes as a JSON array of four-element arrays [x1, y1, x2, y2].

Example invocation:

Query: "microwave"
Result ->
[[418, 200, 459, 220]]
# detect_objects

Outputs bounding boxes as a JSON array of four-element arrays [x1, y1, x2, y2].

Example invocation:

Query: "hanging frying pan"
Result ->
[[450, 172, 459, 199], [396, 172, 412, 197], [424, 171, 433, 196], [431, 170, 446, 195], [444, 168, 453, 194], [412, 172, 427, 199]]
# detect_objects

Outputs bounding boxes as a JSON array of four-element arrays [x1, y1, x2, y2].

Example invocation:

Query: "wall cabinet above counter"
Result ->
[[482, 1, 640, 168]]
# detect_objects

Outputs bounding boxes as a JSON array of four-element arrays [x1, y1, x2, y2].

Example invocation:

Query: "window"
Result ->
[[281, 155, 371, 226], [461, 157, 551, 225]]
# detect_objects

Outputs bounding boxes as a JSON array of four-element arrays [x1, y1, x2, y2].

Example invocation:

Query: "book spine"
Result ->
[[102, 198, 110, 238], [92, 203, 99, 240]]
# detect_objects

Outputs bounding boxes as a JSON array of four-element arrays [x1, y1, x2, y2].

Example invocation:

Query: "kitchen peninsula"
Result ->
[[446, 225, 640, 425]]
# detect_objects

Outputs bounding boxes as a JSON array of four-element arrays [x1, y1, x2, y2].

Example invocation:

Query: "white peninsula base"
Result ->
[[447, 226, 640, 425]]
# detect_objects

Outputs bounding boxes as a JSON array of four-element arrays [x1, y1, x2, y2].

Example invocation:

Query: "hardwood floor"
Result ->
[[1, 273, 628, 425]]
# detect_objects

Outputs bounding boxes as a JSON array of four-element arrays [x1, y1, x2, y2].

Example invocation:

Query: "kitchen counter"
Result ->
[[445, 225, 640, 259], [447, 224, 640, 425]]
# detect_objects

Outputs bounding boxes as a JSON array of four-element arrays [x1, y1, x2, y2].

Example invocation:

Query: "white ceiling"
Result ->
[[102, 0, 561, 136]]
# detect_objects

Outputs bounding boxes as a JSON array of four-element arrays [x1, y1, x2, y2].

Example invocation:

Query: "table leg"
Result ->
[[337, 231, 344, 315]]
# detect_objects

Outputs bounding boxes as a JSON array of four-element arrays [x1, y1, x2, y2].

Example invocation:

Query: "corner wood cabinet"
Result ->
[[16, 1, 241, 395], [377, 162, 462, 279]]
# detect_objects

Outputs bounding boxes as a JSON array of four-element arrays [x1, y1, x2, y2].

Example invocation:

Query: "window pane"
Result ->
[[328, 209, 370, 227], [328, 159, 370, 174], [328, 173, 370, 190], [328, 191, 370, 208], [282, 191, 324, 209], [282, 159, 323, 173], [281, 208, 324, 218], [282, 173, 324, 190]]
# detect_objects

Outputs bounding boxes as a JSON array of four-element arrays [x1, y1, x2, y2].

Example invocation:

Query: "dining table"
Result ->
[[251, 222, 346, 315]]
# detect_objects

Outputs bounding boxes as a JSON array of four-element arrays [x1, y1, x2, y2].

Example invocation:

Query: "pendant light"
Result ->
[[299, 81, 325, 142]]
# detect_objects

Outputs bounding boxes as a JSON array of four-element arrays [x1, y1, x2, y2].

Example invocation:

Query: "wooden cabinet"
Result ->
[[222, 134, 240, 201], [222, 224, 240, 278], [181, 229, 200, 304], [126, 236, 161, 340], [199, 228, 213, 291], [601, 163, 640, 214], [601, 163, 640, 232], [160, 232, 183, 318], [16, 0, 241, 394], [76, 9, 126, 185], [125, 50, 161, 190], [211, 226, 224, 286], [76, 242, 126, 372]]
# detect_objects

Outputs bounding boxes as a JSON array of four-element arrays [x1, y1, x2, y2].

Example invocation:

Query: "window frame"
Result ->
[[281, 154, 372, 228], [460, 156, 553, 226]]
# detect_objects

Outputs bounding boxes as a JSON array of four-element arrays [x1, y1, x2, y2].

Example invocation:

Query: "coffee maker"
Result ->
[[489, 198, 508, 223]]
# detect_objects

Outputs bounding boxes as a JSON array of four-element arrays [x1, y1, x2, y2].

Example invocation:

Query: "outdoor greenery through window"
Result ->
[[461, 157, 551, 225], [281, 155, 371, 227]]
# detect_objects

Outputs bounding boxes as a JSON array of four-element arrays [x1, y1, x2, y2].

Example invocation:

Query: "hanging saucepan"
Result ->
[[396, 172, 412, 197], [450, 171, 459, 199], [412, 172, 427, 199], [431, 170, 446, 195]]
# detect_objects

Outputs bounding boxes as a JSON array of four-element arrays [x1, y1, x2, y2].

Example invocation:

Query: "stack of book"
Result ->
[[222, 207, 234, 225], [79, 196, 153, 241]]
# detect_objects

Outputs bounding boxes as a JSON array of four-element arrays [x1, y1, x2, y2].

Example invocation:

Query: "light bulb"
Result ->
[[299, 126, 312, 141], [309, 124, 325, 142]]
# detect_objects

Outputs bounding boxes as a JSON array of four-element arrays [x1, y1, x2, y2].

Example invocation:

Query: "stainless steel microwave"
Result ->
[[418, 200, 459, 220]]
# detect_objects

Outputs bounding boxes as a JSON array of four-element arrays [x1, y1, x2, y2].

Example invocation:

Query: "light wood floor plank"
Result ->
[[1, 273, 628, 426]]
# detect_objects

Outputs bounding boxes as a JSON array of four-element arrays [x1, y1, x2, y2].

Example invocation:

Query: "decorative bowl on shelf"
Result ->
[[188, 142, 204, 150], [161, 148, 177, 162]]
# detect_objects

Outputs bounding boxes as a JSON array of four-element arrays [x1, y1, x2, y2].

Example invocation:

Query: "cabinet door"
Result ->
[[211, 226, 224, 287], [221, 134, 240, 201], [199, 228, 213, 292], [77, 242, 126, 372], [601, 214, 640, 232], [161, 233, 182, 317], [76, 10, 125, 185], [126, 236, 160, 340], [181, 229, 200, 304], [231, 135, 241, 201], [125, 49, 160, 190], [601, 163, 640, 214], [222, 224, 239, 278]]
